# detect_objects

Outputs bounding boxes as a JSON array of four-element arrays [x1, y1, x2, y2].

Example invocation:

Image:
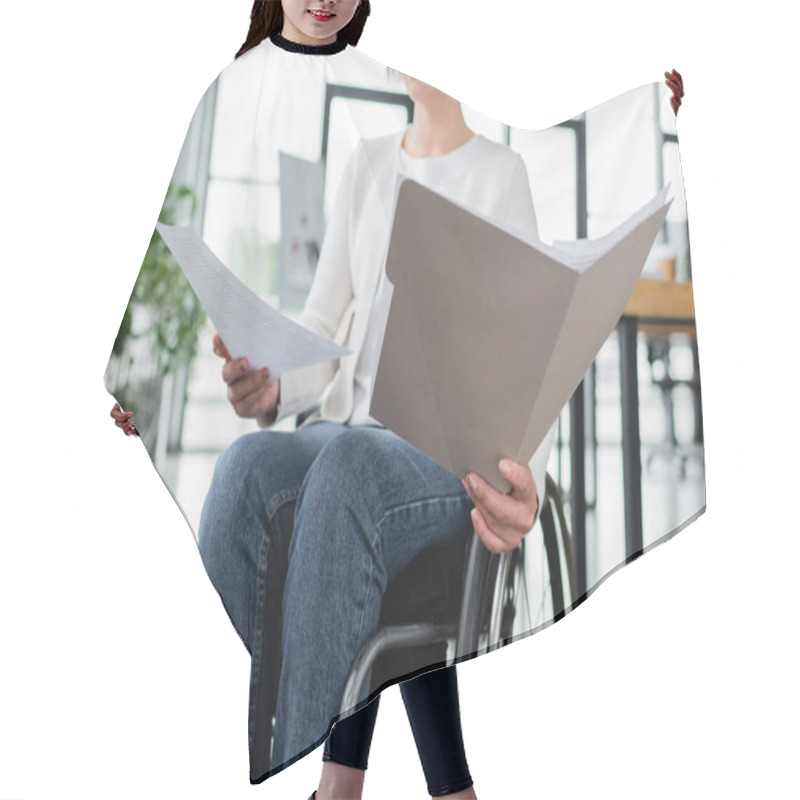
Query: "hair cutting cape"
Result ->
[[104, 34, 704, 784]]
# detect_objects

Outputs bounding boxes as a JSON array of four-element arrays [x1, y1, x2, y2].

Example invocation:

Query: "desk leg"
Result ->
[[618, 318, 644, 560], [569, 382, 587, 600], [692, 337, 704, 444], [587, 359, 597, 510]]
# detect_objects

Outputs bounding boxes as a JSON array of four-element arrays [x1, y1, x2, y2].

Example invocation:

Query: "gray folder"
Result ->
[[370, 178, 672, 492]]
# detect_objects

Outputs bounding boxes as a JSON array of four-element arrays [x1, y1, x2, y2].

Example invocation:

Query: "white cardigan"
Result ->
[[273, 126, 557, 510]]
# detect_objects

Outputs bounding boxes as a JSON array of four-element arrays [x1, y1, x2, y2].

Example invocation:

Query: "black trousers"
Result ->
[[323, 664, 473, 797]]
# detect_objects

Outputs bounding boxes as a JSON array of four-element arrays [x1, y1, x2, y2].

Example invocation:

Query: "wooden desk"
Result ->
[[624, 279, 696, 320], [618, 279, 697, 563], [569, 279, 698, 599]]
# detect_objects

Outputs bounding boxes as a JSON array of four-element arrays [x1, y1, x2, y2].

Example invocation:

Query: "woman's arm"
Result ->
[[462, 462, 539, 553], [211, 334, 281, 428], [207, 141, 364, 428]]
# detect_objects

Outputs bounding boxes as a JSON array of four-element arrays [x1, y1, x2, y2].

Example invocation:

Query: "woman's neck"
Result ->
[[402, 102, 474, 158], [280, 20, 337, 47]]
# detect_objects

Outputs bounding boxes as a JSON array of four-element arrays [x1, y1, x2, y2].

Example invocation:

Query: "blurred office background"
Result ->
[[105, 62, 703, 616]]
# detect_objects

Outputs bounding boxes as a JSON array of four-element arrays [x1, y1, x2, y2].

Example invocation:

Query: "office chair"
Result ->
[[645, 334, 703, 477]]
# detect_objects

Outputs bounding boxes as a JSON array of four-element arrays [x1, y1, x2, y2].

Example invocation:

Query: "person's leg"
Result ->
[[322, 695, 381, 770], [196, 420, 348, 778], [271, 426, 473, 772], [313, 695, 381, 799], [317, 667, 475, 800], [197, 421, 346, 649], [401, 666, 475, 798]]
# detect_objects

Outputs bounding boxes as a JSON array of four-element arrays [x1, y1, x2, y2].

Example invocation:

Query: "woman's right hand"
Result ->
[[213, 333, 280, 426], [665, 68, 684, 115]]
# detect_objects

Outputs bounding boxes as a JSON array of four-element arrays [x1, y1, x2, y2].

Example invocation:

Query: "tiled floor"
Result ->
[[165, 322, 706, 625]]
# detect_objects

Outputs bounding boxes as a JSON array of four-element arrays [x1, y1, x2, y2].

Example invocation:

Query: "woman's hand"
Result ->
[[110, 402, 139, 437], [665, 68, 684, 115], [213, 333, 280, 426], [462, 459, 539, 554]]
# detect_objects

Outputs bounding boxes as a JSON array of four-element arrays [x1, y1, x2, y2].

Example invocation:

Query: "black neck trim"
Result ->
[[270, 32, 348, 55]]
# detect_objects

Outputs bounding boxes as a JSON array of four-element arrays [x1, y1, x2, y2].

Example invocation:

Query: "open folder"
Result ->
[[155, 222, 350, 379], [370, 178, 673, 493]]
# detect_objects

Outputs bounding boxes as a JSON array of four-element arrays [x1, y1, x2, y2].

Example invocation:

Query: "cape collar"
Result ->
[[269, 31, 348, 55]]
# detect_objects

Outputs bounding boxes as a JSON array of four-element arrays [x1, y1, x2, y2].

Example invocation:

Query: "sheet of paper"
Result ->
[[370, 179, 671, 492], [155, 223, 350, 379], [551, 184, 671, 270]]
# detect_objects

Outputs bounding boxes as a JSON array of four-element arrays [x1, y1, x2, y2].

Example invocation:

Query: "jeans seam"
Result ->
[[353, 510, 382, 672], [266, 487, 300, 522], [249, 488, 300, 748], [375, 491, 471, 531]]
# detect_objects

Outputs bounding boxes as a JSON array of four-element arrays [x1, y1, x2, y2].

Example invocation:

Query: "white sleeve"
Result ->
[[273, 142, 362, 424]]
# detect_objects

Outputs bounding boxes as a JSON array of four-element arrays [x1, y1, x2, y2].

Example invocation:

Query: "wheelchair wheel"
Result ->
[[486, 475, 575, 651]]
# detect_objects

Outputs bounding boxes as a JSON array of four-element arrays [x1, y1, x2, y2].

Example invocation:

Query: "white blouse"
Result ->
[[276, 123, 556, 511]]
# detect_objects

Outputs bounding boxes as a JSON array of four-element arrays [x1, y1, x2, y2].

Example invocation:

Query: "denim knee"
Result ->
[[198, 431, 271, 571], [287, 429, 386, 555], [315, 425, 373, 483], [298, 427, 391, 498]]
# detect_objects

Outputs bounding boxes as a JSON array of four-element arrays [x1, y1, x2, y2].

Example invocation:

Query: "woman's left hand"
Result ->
[[462, 459, 539, 554], [665, 68, 684, 115], [111, 402, 139, 437]]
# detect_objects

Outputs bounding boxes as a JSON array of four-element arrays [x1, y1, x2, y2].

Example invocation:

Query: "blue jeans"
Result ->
[[197, 421, 473, 780]]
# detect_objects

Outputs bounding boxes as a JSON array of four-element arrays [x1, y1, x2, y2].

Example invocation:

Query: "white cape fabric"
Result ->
[[104, 34, 704, 783]]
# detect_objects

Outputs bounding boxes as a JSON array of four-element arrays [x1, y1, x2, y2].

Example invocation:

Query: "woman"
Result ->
[[110, 2, 685, 796], [117, 4, 529, 794], [205, 4, 550, 791]]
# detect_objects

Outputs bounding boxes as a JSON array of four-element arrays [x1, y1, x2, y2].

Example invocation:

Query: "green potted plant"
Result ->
[[107, 182, 206, 455]]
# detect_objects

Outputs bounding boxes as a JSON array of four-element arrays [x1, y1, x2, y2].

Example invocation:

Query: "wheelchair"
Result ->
[[338, 471, 576, 714], [258, 464, 574, 757]]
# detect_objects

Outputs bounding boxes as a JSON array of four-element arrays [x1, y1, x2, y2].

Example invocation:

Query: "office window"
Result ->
[[586, 84, 659, 238], [511, 125, 580, 243], [203, 61, 326, 306]]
